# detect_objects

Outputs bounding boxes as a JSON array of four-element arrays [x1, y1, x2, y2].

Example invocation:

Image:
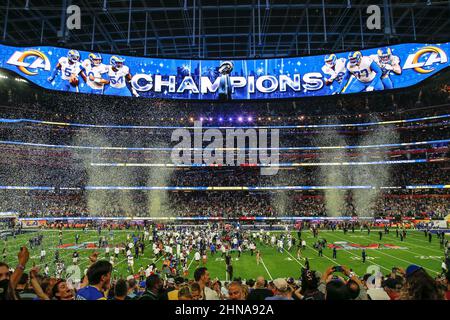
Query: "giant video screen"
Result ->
[[0, 42, 448, 100]]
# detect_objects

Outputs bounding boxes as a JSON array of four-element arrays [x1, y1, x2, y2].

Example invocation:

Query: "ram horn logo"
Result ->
[[403, 46, 448, 74], [6, 50, 51, 76]]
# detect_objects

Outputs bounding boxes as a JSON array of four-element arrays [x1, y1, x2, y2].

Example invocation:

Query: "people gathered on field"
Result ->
[[1, 222, 449, 300]]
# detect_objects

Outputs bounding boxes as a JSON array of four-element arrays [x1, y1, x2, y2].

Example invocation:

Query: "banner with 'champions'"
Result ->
[[0, 42, 448, 101]]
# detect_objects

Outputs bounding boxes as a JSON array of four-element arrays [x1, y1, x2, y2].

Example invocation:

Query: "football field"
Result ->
[[2, 228, 448, 282]]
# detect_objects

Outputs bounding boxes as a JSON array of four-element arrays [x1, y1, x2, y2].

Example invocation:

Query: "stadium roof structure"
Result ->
[[0, 0, 450, 59]]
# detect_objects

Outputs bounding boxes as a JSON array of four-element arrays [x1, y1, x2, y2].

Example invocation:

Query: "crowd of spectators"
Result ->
[[0, 160, 449, 187], [1, 246, 449, 300], [3, 189, 448, 219], [0, 67, 449, 219], [0, 71, 449, 126], [1, 112, 448, 149]]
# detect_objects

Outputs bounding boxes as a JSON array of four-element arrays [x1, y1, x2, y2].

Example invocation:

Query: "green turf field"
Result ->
[[2, 228, 448, 281]]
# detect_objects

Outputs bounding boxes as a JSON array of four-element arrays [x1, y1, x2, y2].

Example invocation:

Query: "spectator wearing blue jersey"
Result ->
[[76, 260, 112, 300]]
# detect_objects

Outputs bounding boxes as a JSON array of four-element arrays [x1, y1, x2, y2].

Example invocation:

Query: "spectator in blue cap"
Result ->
[[400, 265, 444, 300]]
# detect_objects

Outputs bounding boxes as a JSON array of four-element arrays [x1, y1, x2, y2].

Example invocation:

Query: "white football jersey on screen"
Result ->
[[58, 57, 82, 81], [369, 54, 400, 77], [322, 58, 347, 83], [347, 56, 376, 83], [82, 59, 108, 89], [107, 65, 130, 89]]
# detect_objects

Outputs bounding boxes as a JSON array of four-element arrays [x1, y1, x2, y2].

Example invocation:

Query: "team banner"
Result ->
[[0, 42, 449, 100]]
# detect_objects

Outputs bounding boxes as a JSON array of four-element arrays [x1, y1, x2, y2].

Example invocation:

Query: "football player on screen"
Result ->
[[337, 51, 383, 94], [321, 54, 347, 94], [369, 48, 402, 89], [81, 53, 109, 94], [47, 50, 87, 92], [104, 56, 139, 97]]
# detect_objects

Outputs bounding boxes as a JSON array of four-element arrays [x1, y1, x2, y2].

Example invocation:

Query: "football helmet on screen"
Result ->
[[348, 51, 362, 66]]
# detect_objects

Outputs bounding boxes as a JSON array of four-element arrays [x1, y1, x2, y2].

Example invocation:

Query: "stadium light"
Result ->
[[238, 117, 243, 122], [200, 117, 204, 121], [228, 117, 233, 121], [218, 117, 223, 122], [248, 117, 253, 121]]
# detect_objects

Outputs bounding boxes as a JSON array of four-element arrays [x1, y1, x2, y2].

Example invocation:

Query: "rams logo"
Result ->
[[6, 50, 51, 76], [403, 46, 448, 74]]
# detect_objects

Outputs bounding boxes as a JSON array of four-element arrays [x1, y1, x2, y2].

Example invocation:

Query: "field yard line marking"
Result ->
[[283, 248, 305, 268], [324, 232, 393, 273], [407, 230, 447, 241], [111, 257, 129, 277], [46, 230, 111, 275], [400, 232, 445, 254], [363, 231, 445, 260], [310, 229, 445, 263], [31, 232, 100, 272], [302, 241, 339, 267], [110, 243, 162, 278], [139, 256, 157, 262], [187, 255, 196, 271], [397, 230, 443, 245], [259, 257, 273, 280], [3, 230, 53, 253], [6, 230, 116, 276], [384, 233, 444, 256], [303, 233, 388, 273], [153, 254, 163, 265], [23, 231, 76, 266], [356, 234, 439, 275]]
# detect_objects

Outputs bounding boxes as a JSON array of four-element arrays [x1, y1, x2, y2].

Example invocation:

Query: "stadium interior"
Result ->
[[0, 0, 449, 303]]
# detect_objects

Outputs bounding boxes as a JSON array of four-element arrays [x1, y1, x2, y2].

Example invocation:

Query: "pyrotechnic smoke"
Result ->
[[269, 140, 290, 216], [74, 129, 137, 217], [351, 117, 399, 217], [271, 175, 290, 216], [75, 101, 178, 218], [315, 118, 349, 217], [146, 141, 173, 217]]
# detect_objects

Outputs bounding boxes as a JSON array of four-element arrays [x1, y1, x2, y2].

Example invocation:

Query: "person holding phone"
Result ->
[[318, 265, 368, 300]]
